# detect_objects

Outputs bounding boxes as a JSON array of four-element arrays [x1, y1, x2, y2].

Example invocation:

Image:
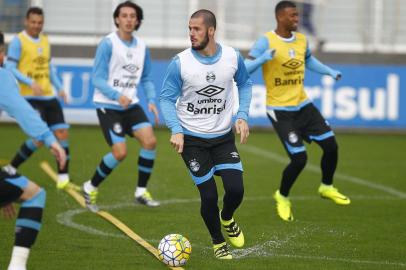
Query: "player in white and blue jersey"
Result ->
[[0, 31, 66, 270], [82, 1, 160, 212], [160, 10, 252, 259]]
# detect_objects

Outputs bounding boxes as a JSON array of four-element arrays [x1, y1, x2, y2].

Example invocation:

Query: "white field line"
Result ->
[[57, 195, 404, 238], [57, 198, 406, 268], [240, 145, 406, 199]]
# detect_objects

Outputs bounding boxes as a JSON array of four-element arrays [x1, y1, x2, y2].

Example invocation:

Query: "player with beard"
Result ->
[[160, 10, 252, 259], [0, 31, 66, 270]]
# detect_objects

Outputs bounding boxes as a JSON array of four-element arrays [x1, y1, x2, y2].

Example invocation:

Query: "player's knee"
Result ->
[[291, 152, 307, 169], [112, 148, 127, 161], [54, 129, 69, 140], [141, 135, 157, 149]]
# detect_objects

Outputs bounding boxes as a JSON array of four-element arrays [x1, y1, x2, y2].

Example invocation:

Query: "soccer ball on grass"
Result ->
[[158, 234, 192, 267]]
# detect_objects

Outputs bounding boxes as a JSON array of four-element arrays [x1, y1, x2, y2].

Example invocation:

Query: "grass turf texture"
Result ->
[[0, 124, 405, 270]]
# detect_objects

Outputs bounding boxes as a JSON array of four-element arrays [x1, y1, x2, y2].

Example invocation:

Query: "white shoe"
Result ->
[[135, 191, 160, 207], [2, 164, 17, 175]]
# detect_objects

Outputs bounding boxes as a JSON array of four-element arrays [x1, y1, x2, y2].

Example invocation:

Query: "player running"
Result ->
[[160, 10, 252, 259], [245, 0, 350, 222]]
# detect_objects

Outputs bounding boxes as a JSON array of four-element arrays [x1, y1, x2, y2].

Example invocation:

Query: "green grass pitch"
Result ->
[[0, 123, 405, 270]]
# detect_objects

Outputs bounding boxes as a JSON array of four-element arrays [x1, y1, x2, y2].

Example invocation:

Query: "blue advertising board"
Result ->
[[53, 59, 405, 129]]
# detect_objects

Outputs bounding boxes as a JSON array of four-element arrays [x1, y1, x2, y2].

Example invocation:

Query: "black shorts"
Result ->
[[28, 98, 69, 131], [181, 131, 243, 185], [97, 104, 151, 146], [268, 103, 335, 156], [0, 171, 26, 207]]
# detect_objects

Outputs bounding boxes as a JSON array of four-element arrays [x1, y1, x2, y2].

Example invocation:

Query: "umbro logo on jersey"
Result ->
[[196, 85, 225, 98], [206, 71, 216, 83], [282, 58, 303, 70], [122, 64, 139, 74], [33, 56, 47, 65]]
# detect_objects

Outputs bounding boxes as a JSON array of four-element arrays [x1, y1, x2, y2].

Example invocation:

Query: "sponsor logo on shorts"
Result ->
[[288, 131, 298, 144], [230, 152, 239, 158], [113, 123, 123, 134], [189, 159, 200, 172]]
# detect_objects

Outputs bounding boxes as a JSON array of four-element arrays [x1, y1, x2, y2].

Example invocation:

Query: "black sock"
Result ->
[[15, 190, 45, 248], [58, 146, 70, 174], [316, 137, 338, 185], [11, 140, 38, 168], [219, 169, 244, 221], [280, 152, 307, 197], [137, 148, 156, 188], [91, 153, 119, 187], [197, 178, 225, 245]]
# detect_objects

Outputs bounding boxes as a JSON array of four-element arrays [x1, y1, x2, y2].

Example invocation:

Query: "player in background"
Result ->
[[245, 0, 350, 222], [3, 7, 70, 189], [160, 10, 252, 259], [0, 31, 66, 270], [82, 1, 160, 212]]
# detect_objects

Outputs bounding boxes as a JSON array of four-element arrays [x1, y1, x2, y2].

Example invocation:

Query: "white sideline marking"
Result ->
[[57, 195, 404, 238], [240, 145, 406, 199], [57, 198, 406, 268], [235, 242, 406, 267]]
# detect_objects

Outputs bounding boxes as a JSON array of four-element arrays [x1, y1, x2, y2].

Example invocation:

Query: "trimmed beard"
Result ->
[[192, 30, 209, 50]]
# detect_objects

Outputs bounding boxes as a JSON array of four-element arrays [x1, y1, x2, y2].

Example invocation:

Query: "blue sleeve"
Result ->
[[159, 56, 183, 134], [306, 55, 340, 78], [50, 63, 63, 92], [234, 51, 252, 121], [248, 36, 269, 59], [5, 37, 34, 86], [140, 48, 156, 104], [305, 40, 312, 60], [92, 38, 121, 101], [0, 69, 57, 147]]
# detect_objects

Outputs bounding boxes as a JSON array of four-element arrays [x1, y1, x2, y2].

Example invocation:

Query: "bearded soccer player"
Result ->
[[245, 0, 350, 222], [160, 10, 252, 259], [0, 31, 66, 270], [3, 7, 70, 189]]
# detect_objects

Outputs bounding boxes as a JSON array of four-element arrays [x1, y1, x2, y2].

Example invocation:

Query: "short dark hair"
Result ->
[[275, 1, 296, 15], [113, 1, 143, 30], [26, 7, 44, 18], [191, 9, 216, 30], [0, 31, 4, 46]]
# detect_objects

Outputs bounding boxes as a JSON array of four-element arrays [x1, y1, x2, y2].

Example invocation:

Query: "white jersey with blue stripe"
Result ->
[[160, 44, 252, 138], [177, 45, 238, 135], [93, 32, 146, 106]]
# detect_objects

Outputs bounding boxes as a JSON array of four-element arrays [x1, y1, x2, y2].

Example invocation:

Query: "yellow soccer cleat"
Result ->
[[213, 242, 232, 260], [273, 190, 294, 222], [318, 184, 351, 205], [135, 191, 160, 207], [56, 175, 70, 190], [220, 211, 245, 248], [82, 181, 99, 213]]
